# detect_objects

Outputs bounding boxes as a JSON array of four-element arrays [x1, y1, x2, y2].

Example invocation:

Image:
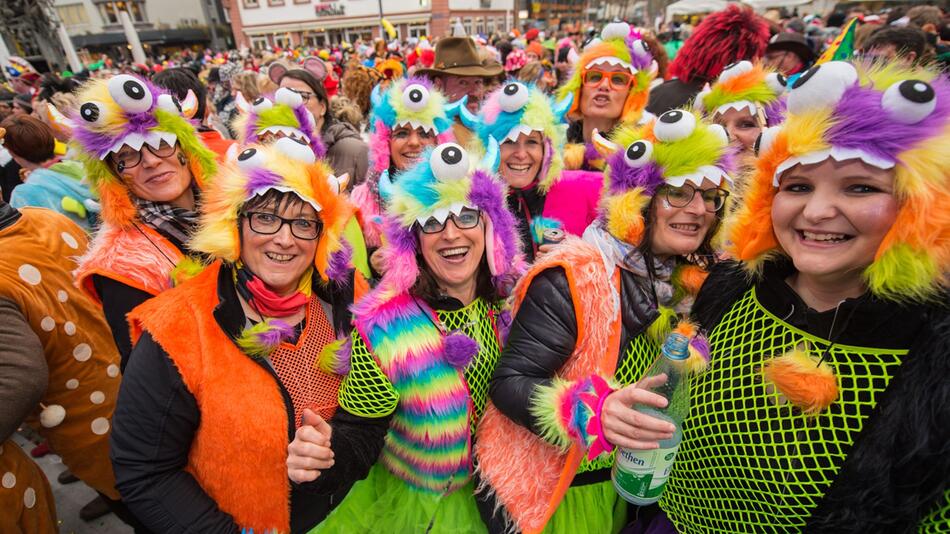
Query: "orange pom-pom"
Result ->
[[762, 347, 838, 415]]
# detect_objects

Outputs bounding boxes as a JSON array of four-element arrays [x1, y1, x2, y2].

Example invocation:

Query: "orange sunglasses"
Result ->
[[583, 69, 635, 91]]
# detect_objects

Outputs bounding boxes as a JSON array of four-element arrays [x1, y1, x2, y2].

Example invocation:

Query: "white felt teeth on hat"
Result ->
[[773, 147, 895, 186], [415, 202, 467, 226], [395, 120, 437, 136], [667, 165, 732, 188], [259, 125, 310, 143], [105, 130, 177, 158], [715, 100, 758, 117], [718, 61, 754, 84], [504, 124, 541, 143], [251, 185, 322, 212], [586, 57, 635, 73]]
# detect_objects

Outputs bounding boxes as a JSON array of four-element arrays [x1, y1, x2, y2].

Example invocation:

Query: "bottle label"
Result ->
[[613, 444, 679, 500]]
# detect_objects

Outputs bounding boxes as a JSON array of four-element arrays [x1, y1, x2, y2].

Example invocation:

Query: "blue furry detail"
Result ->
[[434, 116, 453, 132], [479, 107, 527, 146], [396, 147, 441, 207], [530, 217, 564, 244], [370, 97, 397, 129]]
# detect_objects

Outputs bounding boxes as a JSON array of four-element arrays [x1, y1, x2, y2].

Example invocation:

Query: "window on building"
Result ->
[[250, 36, 269, 50], [408, 24, 428, 39], [97, 1, 147, 24], [268, 0, 285, 5], [480, 0, 491, 8], [57, 4, 90, 26]]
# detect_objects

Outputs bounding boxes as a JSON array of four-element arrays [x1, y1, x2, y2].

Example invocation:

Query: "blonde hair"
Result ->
[[330, 95, 363, 130], [232, 71, 261, 101]]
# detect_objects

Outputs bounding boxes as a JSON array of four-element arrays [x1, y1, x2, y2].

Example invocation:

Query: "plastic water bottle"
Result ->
[[611, 331, 691, 505]]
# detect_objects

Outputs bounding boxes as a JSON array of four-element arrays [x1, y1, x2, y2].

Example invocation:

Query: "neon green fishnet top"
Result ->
[[658, 287, 950, 533], [337, 297, 502, 430]]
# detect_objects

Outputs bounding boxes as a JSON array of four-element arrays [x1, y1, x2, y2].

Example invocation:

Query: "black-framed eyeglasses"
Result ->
[[416, 208, 482, 234], [660, 184, 730, 212], [110, 140, 178, 172], [243, 211, 323, 240]]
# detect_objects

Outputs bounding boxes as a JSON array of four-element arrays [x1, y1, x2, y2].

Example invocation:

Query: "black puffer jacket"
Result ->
[[490, 265, 662, 437]]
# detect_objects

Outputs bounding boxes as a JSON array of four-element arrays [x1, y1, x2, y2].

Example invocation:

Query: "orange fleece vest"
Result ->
[[0, 208, 121, 500], [129, 262, 291, 532], [75, 221, 183, 303], [475, 236, 621, 534]]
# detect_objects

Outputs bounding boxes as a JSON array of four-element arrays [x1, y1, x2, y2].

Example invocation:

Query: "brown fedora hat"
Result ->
[[415, 37, 503, 77]]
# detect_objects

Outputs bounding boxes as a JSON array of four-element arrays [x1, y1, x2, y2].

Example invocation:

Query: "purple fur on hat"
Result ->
[[71, 77, 167, 158], [326, 241, 352, 282], [828, 81, 950, 162], [443, 332, 479, 368], [763, 98, 787, 127], [290, 104, 327, 158], [244, 168, 283, 198], [468, 168, 523, 289], [625, 32, 654, 71], [607, 158, 666, 196]]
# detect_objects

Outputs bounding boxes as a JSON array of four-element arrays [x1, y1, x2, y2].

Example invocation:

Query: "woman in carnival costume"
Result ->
[[558, 21, 657, 172], [68, 74, 217, 368], [111, 140, 385, 533], [292, 142, 524, 533], [350, 76, 458, 250], [629, 61, 950, 533], [695, 60, 787, 159], [475, 110, 734, 534], [475, 81, 599, 261], [233, 86, 328, 159]]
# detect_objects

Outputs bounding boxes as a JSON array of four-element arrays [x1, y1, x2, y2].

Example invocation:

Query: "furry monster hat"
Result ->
[[70, 74, 217, 226], [233, 87, 327, 159], [729, 61, 950, 301], [595, 109, 735, 246], [697, 60, 788, 127], [557, 21, 657, 124], [477, 82, 572, 191]]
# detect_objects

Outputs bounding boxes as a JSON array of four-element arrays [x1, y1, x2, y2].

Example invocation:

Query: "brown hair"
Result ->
[[232, 71, 262, 101], [1, 114, 55, 164]]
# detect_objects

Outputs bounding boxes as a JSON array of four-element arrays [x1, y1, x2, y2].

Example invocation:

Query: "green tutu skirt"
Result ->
[[311, 462, 487, 534], [541, 480, 628, 534]]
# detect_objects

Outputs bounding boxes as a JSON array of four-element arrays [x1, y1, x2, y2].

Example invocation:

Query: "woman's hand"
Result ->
[[600, 374, 675, 450], [287, 409, 335, 484]]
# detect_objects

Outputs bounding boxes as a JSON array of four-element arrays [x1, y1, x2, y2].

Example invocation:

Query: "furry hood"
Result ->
[[696, 60, 787, 127], [232, 87, 327, 159]]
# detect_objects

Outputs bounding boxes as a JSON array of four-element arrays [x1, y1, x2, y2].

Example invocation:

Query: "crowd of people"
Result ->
[[1, 4, 948, 533]]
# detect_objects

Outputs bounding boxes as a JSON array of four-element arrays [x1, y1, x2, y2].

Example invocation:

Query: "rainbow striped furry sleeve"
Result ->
[[530, 374, 617, 461]]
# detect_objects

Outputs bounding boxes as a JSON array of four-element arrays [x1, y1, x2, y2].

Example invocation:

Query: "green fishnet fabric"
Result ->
[[920, 489, 950, 533], [661, 287, 908, 533], [436, 298, 501, 427], [577, 334, 661, 474], [338, 329, 400, 418]]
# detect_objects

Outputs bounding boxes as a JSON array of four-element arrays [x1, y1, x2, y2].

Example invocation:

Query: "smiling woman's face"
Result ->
[[111, 142, 194, 208], [389, 125, 438, 171], [499, 131, 544, 188]]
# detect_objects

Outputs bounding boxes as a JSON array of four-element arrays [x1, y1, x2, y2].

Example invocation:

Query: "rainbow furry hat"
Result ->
[[368, 76, 457, 177], [696, 60, 787, 127], [595, 109, 735, 246], [729, 61, 950, 301], [557, 22, 657, 124], [190, 138, 363, 283], [233, 87, 327, 159], [366, 142, 525, 302], [476, 81, 572, 191], [69, 74, 217, 226]]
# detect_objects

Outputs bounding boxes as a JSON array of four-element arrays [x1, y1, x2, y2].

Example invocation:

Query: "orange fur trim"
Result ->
[[128, 262, 291, 532], [98, 180, 138, 227], [677, 265, 709, 296], [475, 237, 622, 533], [563, 143, 586, 171], [762, 348, 838, 415]]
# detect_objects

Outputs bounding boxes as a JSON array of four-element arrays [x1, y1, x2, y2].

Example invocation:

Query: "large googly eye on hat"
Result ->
[[107, 74, 153, 113], [623, 140, 654, 168], [718, 61, 753, 84], [236, 147, 267, 171], [78, 101, 110, 127], [499, 82, 529, 112], [786, 61, 857, 115], [765, 72, 788, 95], [430, 143, 470, 181], [252, 96, 274, 113], [708, 124, 729, 145], [653, 109, 696, 142], [274, 88, 302, 108], [601, 21, 630, 41], [631, 39, 651, 60], [402, 83, 431, 111], [754, 126, 780, 157], [275, 136, 316, 164], [881, 79, 937, 124], [156, 94, 182, 114]]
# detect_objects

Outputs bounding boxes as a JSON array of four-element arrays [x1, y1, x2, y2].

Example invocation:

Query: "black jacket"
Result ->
[[691, 260, 950, 533], [506, 183, 546, 263], [490, 265, 661, 447], [111, 263, 390, 533]]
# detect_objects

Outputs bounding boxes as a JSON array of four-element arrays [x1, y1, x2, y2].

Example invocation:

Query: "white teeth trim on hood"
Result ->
[[414, 202, 468, 227], [503, 124, 543, 143], [714, 100, 757, 117], [585, 57, 636, 74], [772, 147, 896, 186], [395, 119, 437, 136], [666, 165, 733, 188], [248, 185, 322, 212], [103, 130, 178, 159], [258, 125, 310, 142]]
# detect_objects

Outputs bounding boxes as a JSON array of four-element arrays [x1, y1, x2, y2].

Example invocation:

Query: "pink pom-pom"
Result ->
[[443, 332, 479, 368]]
